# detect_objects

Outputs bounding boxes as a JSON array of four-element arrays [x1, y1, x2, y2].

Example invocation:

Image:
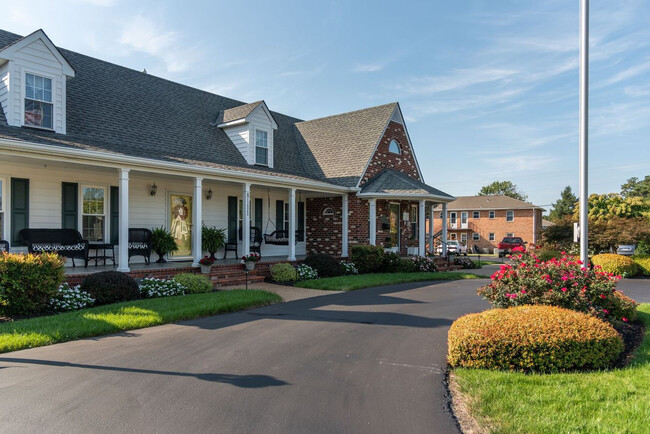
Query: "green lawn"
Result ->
[[295, 271, 487, 291], [0, 290, 281, 354], [453, 304, 650, 433]]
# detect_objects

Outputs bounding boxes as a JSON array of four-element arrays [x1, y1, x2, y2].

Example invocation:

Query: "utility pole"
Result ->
[[579, 0, 589, 266]]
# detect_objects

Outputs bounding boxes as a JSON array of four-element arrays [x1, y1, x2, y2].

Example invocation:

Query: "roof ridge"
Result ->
[[297, 102, 397, 124]]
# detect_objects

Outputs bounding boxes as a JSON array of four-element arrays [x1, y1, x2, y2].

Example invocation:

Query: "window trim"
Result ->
[[472, 211, 480, 219], [79, 185, 108, 242], [22, 70, 55, 131], [460, 233, 467, 244], [506, 232, 515, 237], [254, 128, 270, 166], [489, 210, 495, 219], [388, 139, 402, 155], [472, 232, 480, 241], [506, 210, 515, 222], [489, 232, 495, 242]]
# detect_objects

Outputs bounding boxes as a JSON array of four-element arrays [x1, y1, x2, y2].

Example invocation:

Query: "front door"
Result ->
[[389, 203, 400, 251]]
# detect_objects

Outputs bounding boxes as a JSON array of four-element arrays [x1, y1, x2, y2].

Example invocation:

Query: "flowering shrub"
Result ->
[[591, 253, 639, 277], [340, 261, 359, 275], [447, 305, 623, 372], [49, 283, 95, 312], [139, 278, 186, 298], [410, 256, 437, 272], [296, 264, 318, 280], [477, 249, 637, 322], [242, 253, 261, 262]]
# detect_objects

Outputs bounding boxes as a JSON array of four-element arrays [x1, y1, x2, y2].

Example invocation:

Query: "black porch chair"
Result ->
[[0, 240, 9, 253]]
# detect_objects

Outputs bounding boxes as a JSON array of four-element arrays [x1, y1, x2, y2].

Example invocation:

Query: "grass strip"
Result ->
[[0, 290, 281, 354], [453, 303, 650, 433], [295, 271, 487, 291]]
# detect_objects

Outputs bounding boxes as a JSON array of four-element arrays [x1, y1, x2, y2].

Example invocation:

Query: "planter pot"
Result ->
[[200, 264, 212, 274], [244, 261, 255, 271], [155, 251, 167, 263]]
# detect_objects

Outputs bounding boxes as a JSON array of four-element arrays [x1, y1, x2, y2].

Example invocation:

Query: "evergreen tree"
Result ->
[[548, 186, 577, 222], [621, 176, 650, 198]]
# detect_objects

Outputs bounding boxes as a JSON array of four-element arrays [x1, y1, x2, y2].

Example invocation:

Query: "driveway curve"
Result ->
[[0, 279, 489, 434]]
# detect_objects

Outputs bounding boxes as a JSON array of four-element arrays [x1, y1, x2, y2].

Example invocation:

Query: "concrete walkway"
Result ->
[[221, 281, 342, 302]]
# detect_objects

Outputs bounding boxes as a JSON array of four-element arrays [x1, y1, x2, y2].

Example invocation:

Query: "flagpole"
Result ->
[[579, 0, 589, 266]]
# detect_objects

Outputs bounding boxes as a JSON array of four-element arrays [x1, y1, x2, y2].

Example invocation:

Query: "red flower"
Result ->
[[622, 317, 628, 322]]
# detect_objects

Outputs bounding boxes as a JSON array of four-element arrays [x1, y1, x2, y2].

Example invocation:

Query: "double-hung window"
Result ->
[[82, 187, 105, 241], [255, 130, 268, 165], [24, 73, 53, 129], [506, 210, 514, 222], [489, 210, 495, 219], [410, 205, 418, 239], [472, 211, 480, 219]]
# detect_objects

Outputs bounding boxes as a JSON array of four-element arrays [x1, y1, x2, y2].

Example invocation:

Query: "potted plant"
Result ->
[[151, 227, 178, 263], [199, 255, 214, 274], [242, 252, 261, 271], [202, 225, 226, 260]]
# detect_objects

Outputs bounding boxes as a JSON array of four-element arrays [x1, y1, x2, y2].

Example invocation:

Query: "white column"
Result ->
[[428, 204, 435, 254], [242, 183, 251, 257], [441, 202, 448, 258], [341, 194, 349, 257], [116, 168, 130, 272], [288, 188, 296, 261], [418, 200, 426, 257], [368, 198, 377, 246], [191, 177, 203, 267]]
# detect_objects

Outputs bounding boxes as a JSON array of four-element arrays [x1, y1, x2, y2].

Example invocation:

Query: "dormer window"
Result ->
[[388, 139, 401, 154], [255, 129, 269, 165], [24, 73, 53, 129]]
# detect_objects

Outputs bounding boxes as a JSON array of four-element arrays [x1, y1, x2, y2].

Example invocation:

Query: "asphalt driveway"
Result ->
[[0, 279, 489, 434]]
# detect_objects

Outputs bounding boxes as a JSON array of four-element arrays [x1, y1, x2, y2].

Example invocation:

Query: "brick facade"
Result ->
[[361, 121, 421, 185], [306, 119, 425, 256], [431, 208, 543, 253]]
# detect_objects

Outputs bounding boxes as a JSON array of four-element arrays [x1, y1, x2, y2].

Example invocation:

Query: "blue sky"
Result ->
[[4, 0, 650, 210]]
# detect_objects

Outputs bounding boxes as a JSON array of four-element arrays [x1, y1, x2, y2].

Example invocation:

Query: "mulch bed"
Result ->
[[614, 320, 646, 368]]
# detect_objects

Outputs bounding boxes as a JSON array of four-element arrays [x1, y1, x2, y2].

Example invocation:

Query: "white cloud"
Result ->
[[76, 0, 116, 6], [397, 67, 517, 95], [599, 58, 650, 87], [353, 63, 384, 73], [118, 15, 196, 74]]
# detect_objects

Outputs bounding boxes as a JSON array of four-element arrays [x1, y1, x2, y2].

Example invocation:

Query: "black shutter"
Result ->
[[227, 196, 238, 243], [276, 200, 284, 232], [297, 201, 305, 241], [254, 198, 263, 231], [11, 178, 29, 246], [110, 186, 119, 244], [61, 182, 78, 230]]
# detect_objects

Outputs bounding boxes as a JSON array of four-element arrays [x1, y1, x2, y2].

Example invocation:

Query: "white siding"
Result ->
[[0, 63, 9, 122], [3, 39, 68, 133], [223, 124, 250, 163], [0, 160, 306, 262], [248, 105, 274, 168]]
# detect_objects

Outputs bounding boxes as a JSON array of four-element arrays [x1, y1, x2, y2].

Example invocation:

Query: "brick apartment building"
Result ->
[[432, 195, 544, 254]]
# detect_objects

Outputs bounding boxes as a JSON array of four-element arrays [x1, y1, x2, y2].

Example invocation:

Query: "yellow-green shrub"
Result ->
[[0, 252, 65, 316], [448, 305, 623, 372], [632, 255, 650, 276], [591, 253, 639, 277]]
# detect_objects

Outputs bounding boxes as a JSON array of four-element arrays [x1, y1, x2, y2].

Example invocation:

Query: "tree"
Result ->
[[477, 180, 528, 201], [589, 217, 650, 253], [573, 193, 650, 221], [621, 175, 650, 198], [548, 186, 577, 222]]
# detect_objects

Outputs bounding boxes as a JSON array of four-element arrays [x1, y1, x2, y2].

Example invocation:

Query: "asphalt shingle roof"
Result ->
[[360, 169, 454, 198], [294, 103, 397, 187], [0, 29, 446, 194], [433, 195, 544, 211]]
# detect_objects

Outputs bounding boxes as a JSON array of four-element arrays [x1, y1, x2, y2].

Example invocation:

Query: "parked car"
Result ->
[[436, 240, 468, 255], [497, 237, 526, 257], [616, 244, 636, 256]]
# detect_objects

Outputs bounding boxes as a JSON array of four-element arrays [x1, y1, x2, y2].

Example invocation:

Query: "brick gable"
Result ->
[[360, 121, 421, 186]]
